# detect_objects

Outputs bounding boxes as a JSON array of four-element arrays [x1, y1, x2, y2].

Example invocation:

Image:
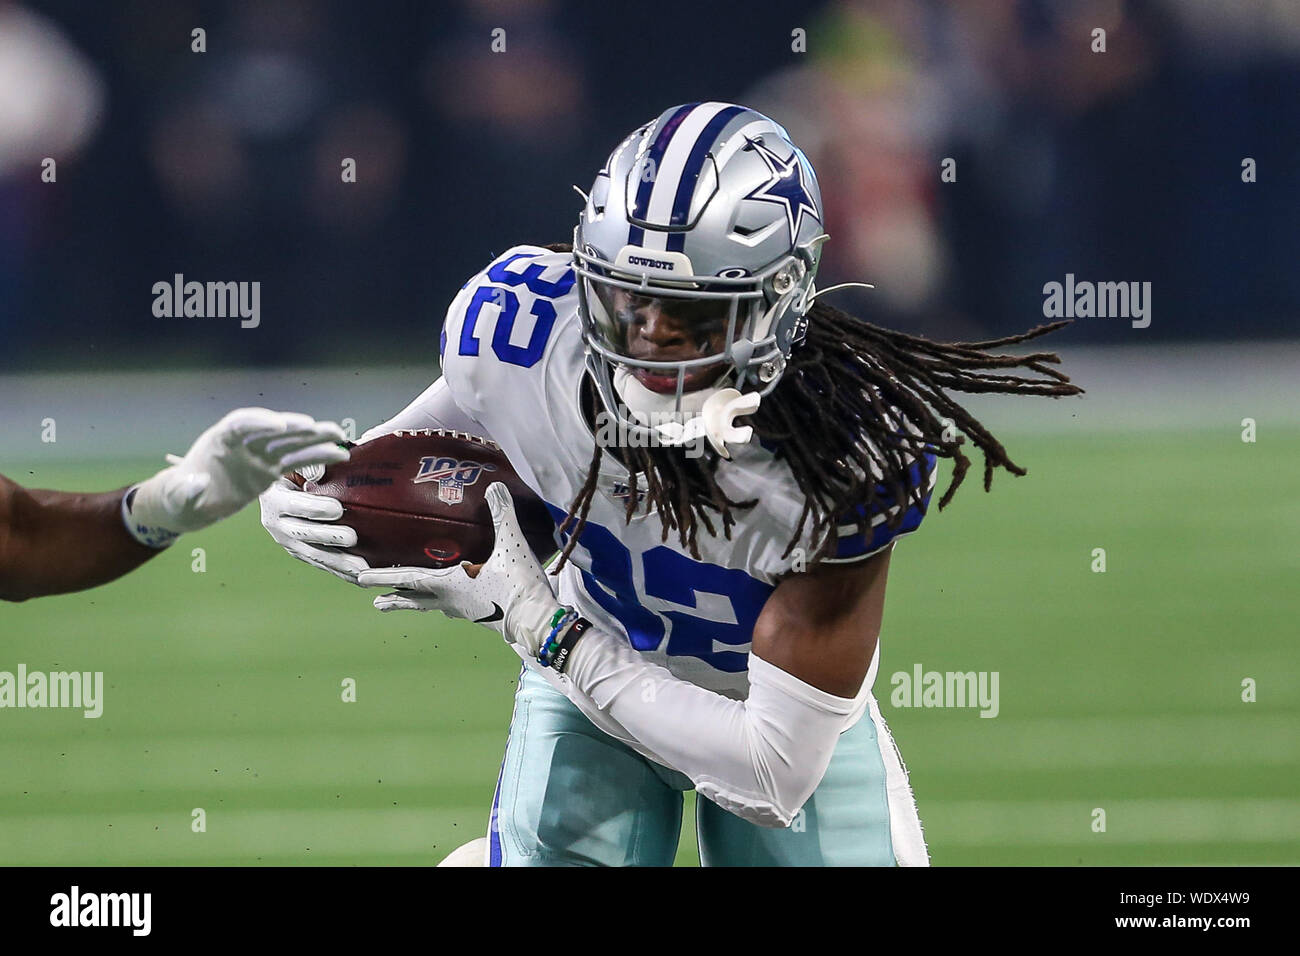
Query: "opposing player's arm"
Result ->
[[0, 475, 157, 602], [2, 409, 347, 602]]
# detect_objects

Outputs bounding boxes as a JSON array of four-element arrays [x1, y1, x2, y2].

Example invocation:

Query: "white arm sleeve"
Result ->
[[359, 377, 490, 444], [556, 629, 857, 828]]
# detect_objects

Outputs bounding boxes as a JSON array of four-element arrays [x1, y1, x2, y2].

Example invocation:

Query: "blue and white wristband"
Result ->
[[120, 485, 181, 549]]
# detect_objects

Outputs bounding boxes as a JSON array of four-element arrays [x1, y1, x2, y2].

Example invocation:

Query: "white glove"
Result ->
[[356, 482, 562, 654], [258, 468, 371, 584], [123, 408, 349, 548]]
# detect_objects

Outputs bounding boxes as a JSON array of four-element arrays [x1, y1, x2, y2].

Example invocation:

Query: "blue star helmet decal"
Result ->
[[742, 136, 821, 243]]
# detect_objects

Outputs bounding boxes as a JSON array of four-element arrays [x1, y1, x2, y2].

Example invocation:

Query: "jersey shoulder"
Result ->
[[714, 438, 936, 581], [439, 245, 580, 427], [822, 450, 938, 563]]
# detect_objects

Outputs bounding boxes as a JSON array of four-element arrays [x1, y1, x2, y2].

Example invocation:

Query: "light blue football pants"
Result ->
[[486, 666, 927, 866]]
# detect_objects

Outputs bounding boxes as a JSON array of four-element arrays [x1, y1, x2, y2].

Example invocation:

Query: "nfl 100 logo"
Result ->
[[413, 456, 498, 505]]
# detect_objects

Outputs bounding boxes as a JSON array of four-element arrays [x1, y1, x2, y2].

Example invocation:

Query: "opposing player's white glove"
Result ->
[[123, 408, 349, 549], [357, 482, 562, 654], [258, 465, 371, 584]]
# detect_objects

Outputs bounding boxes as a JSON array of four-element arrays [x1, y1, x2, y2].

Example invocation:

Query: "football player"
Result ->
[[0, 408, 348, 601], [261, 103, 1080, 865]]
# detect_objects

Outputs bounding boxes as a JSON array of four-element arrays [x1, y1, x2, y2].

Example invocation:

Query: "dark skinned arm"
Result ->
[[0, 473, 158, 602], [753, 545, 892, 698]]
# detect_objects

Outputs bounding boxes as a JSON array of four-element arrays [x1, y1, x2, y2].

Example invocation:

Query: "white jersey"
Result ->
[[400, 245, 933, 704]]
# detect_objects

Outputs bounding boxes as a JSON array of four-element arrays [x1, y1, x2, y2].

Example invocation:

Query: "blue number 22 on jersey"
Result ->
[[444, 252, 576, 369], [544, 504, 774, 674]]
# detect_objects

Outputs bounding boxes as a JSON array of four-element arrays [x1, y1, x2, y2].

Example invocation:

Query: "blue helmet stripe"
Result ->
[[666, 104, 746, 252], [627, 102, 699, 248]]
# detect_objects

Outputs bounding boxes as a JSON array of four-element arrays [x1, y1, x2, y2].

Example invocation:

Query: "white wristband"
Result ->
[[120, 483, 180, 549]]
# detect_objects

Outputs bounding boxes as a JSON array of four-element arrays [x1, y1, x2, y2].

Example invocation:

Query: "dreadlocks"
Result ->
[[548, 243, 1083, 571]]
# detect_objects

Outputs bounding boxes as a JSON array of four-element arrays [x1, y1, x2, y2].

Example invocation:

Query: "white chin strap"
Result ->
[[613, 366, 761, 460]]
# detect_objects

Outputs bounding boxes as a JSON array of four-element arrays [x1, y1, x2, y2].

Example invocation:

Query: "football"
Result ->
[[293, 429, 557, 569]]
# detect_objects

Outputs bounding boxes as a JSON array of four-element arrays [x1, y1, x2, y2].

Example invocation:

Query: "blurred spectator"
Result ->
[[2, 0, 1297, 374], [415, 0, 590, 294], [746, 0, 1300, 340], [0, 0, 103, 354]]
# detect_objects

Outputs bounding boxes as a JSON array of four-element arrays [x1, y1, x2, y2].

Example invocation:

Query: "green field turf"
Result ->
[[2, 427, 1297, 866]]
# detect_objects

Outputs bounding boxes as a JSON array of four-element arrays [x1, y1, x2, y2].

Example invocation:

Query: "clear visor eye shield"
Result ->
[[572, 239, 820, 455]]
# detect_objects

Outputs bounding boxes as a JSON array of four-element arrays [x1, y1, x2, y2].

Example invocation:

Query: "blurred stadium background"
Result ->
[[1, 0, 1297, 865]]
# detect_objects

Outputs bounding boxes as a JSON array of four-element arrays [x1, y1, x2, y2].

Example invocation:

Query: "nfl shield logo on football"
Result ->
[[413, 454, 497, 506]]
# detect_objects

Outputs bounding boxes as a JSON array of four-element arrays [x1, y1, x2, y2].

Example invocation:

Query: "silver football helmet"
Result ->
[[574, 102, 827, 456]]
